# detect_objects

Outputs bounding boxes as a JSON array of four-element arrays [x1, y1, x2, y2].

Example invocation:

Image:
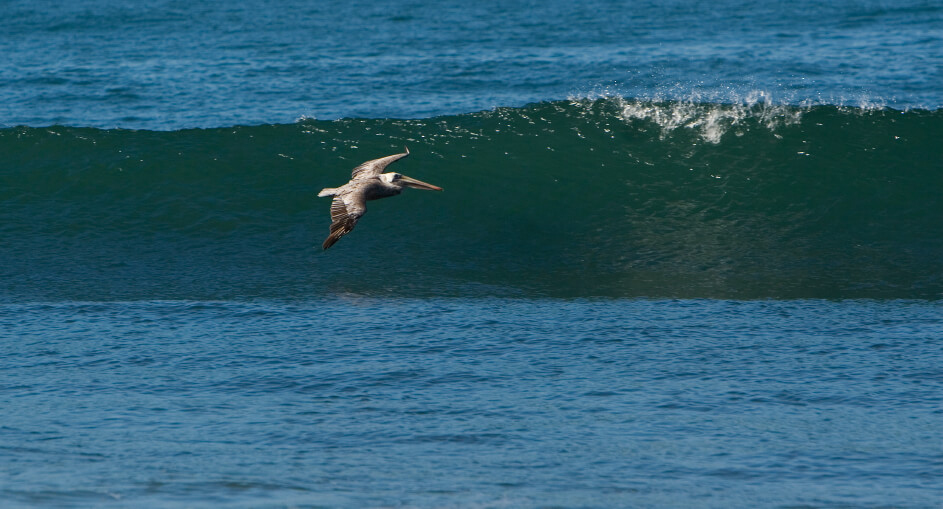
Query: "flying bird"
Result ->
[[317, 147, 442, 250]]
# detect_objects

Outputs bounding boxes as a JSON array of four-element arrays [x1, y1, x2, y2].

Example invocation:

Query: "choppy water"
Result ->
[[1, 0, 941, 128], [2, 0, 942, 507]]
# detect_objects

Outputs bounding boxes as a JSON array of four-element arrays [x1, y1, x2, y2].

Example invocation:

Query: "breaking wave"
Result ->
[[2, 98, 941, 300]]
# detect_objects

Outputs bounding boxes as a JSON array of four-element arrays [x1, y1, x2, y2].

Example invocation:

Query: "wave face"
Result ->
[[2, 99, 941, 300]]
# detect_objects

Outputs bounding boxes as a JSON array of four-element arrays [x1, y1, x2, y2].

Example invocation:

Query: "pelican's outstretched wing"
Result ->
[[322, 194, 367, 250], [350, 147, 409, 180]]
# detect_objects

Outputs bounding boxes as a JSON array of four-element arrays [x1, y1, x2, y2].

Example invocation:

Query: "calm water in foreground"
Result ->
[[2, 298, 941, 508]]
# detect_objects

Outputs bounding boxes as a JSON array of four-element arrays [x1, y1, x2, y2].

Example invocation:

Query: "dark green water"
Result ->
[[2, 100, 940, 300]]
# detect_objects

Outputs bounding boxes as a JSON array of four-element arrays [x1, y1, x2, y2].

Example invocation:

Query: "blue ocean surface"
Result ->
[[1, 0, 942, 507], [3, 299, 942, 508], [1, 0, 941, 128]]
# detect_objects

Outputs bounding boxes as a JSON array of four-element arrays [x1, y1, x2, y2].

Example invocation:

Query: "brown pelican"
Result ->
[[317, 147, 442, 250]]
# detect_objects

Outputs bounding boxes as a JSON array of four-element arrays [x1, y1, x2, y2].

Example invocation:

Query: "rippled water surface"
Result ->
[[2, 0, 941, 128], [3, 299, 941, 507]]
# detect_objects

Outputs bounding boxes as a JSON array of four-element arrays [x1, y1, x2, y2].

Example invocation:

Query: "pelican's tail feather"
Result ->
[[318, 188, 337, 197]]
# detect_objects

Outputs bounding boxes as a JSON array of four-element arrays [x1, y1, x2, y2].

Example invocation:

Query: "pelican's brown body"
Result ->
[[317, 148, 442, 250]]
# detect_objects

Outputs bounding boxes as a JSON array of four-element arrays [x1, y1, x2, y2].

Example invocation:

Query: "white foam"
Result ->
[[569, 89, 808, 144]]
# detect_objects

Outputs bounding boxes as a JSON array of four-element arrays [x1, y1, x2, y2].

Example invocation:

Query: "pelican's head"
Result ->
[[380, 172, 443, 191]]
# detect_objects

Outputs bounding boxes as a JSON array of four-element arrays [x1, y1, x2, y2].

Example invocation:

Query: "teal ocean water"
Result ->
[[3, 101, 941, 301], [2, 1, 942, 507]]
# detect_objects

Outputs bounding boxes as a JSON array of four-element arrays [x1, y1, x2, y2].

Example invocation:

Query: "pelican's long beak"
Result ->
[[400, 175, 443, 191]]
